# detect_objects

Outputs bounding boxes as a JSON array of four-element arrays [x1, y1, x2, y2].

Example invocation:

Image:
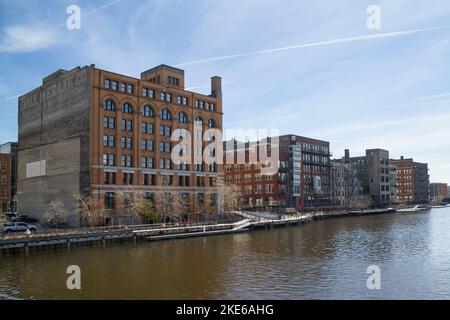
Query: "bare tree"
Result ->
[[73, 192, 106, 227], [44, 200, 68, 229], [171, 192, 187, 221]]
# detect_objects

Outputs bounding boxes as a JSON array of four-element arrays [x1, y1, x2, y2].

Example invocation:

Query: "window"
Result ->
[[120, 83, 126, 92], [108, 136, 115, 148], [127, 84, 134, 94], [103, 117, 109, 129], [165, 126, 171, 137], [105, 192, 115, 209], [161, 108, 171, 120], [178, 112, 187, 123], [141, 156, 147, 168], [103, 135, 108, 147], [111, 81, 118, 91], [148, 140, 154, 151], [103, 153, 108, 166], [121, 119, 126, 131], [208, 119, 216, 128], [104, 100, 116, 111], [166, 93, 172, 102], [122, 103, 133, 114], [127, 120, 133, 131], [142, 106, 154, 117], [195, 116, 203, 125], [108, 154, 115, 166], [121, 137, 126, 149], [126, 137, 133, 149], [143, 88, 148, 97], [141, 123, 154, 134], [104, 79, 110, 89]]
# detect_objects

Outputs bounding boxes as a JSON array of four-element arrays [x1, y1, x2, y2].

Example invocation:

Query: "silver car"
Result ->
[[2, 222, 37, 234]]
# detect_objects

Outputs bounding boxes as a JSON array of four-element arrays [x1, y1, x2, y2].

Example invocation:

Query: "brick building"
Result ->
[[348, 149, 391, 207], [331, 150, 358, 207], [0, 142, 17, 213], [224, 134, 332, 211], [18, 64, 223, 226], [390, 157, 430, 204], [430, 183, 448, 202]]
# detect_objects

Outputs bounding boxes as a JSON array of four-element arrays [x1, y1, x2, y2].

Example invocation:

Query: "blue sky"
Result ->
[[0, 0, 449, 183]]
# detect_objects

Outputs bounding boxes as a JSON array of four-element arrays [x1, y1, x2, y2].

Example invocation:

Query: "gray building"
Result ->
[[348, 148, 391, 207], [331, 150, 358, 207], [17, 66, 92, 226], [413, 162, 430, 203]]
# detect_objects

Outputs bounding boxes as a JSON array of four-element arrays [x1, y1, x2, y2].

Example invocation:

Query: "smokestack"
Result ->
[[401, 156, 404, 160], [345, 149, 350, 161], [211, 76, 222, 98]]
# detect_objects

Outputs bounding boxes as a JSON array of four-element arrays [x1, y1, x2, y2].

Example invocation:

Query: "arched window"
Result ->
[[122, 103, 133, 114], [142, 105, 154, 117], [195, 116, 203, 125], [208, 118, 216, 128], [178, 112, 187, 123], [103, 99, 116, 111], [161, 108, 171, 120]]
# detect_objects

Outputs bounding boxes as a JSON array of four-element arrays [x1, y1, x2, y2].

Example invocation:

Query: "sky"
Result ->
[[0, 0, 449, 184]]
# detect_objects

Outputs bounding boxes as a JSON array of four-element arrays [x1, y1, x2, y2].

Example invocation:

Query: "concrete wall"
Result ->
[[17, 66, 92, 226]]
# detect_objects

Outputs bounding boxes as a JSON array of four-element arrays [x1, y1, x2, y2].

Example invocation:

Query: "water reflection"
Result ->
[[1, 208, 450, 299]]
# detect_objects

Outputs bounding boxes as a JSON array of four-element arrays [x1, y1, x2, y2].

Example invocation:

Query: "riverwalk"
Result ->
[[0, 208, 396, 254]]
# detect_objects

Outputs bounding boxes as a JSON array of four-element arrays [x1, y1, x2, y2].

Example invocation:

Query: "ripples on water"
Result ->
[[1, 208, 450, 299]]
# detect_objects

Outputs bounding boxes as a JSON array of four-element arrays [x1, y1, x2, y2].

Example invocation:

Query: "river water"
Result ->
[[1, 208, 450, 300]]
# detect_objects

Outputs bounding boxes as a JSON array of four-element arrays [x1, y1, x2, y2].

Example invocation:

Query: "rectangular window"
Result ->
[[108, 136, 115, 148], [103, 154, 108, 166], [121, 155, 126, 167], [160, 158, 165, 169], [148, 140, 154, 151], [105, 192, 115, 209], [165, 159, 171, 170], [160, 125, 165, 136], [109, 118, 115, 129], [121, 137, 126, 149], [127, 155, 133, 167], [127, 137, 133, 149], [141, 140, 147, 150], [141, 122, 147, 134], [149, 89, 155, 98], [104, 116, 109, 129], [177, 96, 182, 104], [160, 141, 165, 152], [108, 154, 115, 166], [148, 123, 154, 134], [165, 142, 171, 153], [103, 135, 108, 147], [141, 157, 147, 168], [111, 81, 118, 91], [127, 120, 133, 131], [166, 93, 172, 102], [148, 157, 154, 168], [121, 119, 126, 131], [160, 92, 165, 100], [143, 88, 148, 97], [121, 83, 126, 92], [105, 79, 110, 89], [127, 84, 134, 94], [183, 97, 188, 105], [165, 126, 171, 137]]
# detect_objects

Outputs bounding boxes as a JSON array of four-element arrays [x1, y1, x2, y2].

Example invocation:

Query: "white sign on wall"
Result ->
[[26, 160, 46, 178]]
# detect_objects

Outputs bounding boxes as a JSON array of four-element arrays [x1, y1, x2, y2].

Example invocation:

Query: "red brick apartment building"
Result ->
[[224, 134, 332, 211], [18, 64, 223, 226], [390, 157, 430, 204], [0, 153, 11, 213], [430, 183, 448, 202]]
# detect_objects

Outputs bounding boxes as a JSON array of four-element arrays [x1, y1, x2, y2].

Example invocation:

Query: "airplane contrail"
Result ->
[[176, 26, 449, 67]]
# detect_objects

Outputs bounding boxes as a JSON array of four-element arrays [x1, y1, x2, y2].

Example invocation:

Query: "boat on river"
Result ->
[[397, 205, 431, 213]]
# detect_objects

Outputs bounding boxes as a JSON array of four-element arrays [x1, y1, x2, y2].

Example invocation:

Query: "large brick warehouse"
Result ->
[[17, 64, 223, 226]]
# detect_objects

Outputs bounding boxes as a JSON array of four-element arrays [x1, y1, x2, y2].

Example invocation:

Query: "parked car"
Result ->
[[2, 222, 37, 234], [12, 215, 39, 223], [5, 212, 18, 220]]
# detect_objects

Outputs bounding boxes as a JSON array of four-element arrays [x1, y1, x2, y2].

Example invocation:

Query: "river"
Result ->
[[1, 207, 450, 300]]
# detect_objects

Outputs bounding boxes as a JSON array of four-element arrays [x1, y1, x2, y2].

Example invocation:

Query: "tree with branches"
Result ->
[[73, 192, 106, 227], [44, 200, 68, 229]]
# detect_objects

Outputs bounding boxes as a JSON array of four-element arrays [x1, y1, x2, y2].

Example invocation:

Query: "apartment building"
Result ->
[[390, 157, 430, 204], [0, 142, 17, 213], [18, 64, 223, 226], [224, 134, 332, 211], [331, 150, 358, 207], [430, 183, 448, 202]]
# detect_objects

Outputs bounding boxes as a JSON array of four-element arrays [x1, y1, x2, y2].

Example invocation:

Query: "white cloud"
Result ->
[[0, 25, 62, 53]]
